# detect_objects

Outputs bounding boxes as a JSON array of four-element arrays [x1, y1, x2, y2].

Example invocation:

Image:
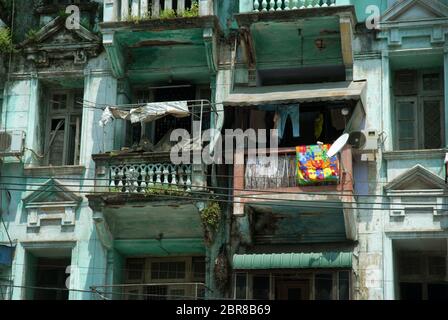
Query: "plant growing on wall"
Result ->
[[0, 27, 14, 54], [159, 9, 177, 19], [180, 1, 199, 18], [200, 201, 222, 245], [25, 28, 39, 42], [144, 184, 188, 197]]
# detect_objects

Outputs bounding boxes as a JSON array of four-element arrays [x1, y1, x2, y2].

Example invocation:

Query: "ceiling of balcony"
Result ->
[[249, 201, 347, 244], [114, 28, 210, 84], [104, 201, 204, 241], [251, 16, 343, 71]]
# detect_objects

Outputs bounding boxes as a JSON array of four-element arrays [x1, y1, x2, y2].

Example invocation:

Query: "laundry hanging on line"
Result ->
[[259, 104, 301, 139], [98, 101, 190, 127]]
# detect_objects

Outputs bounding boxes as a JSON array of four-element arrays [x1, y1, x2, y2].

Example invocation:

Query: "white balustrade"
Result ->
[[253, 0, 336, 12], [105, 0, 208, 22], [109, 162, 193, 193]]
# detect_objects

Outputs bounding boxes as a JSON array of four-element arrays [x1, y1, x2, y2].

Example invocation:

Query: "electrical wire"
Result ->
[[0, 172, 445, 197], [0, 176, 446, 207], [0, 183, 446, 211]]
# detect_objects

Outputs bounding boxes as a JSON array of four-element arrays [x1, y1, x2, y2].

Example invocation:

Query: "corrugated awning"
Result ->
[[223, 81, 366, 106], [233, 252, 352, 270]]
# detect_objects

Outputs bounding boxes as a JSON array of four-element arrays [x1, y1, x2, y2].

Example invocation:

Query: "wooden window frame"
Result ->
[[394, 69, 445, 151], [395, 96, 419, 151], [233, 270, 352, 300], [45, 89, 83, 166]]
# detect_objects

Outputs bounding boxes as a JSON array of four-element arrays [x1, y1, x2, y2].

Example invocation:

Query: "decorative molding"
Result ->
[[24, 165, 86, 177], [384, 165, 448, 219], [384, 164, 447, 192], [382, 0, 448, 23], [383, 149, 447, 161], [19, 16, 101, 68], [23, 179, 82, 230]]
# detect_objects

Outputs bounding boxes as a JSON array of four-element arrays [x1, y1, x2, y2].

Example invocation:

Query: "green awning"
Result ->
[[233, 252, 352, 270]]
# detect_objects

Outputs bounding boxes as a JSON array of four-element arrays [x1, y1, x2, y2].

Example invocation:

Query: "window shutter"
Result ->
[[396, 99, 417, 150], [395, 70, 418, 96], [423, 99, 443, 149], [48, 119, 65, 166]]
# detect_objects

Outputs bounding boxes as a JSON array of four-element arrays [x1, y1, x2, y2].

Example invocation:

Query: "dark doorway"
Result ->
[[34, 258, 71, 300]]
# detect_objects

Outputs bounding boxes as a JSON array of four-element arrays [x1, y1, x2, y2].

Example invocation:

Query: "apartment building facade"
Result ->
[[0, 0, 446, 300]]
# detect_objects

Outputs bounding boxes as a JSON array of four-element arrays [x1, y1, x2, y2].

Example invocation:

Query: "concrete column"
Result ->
[[11, 244, 26, 300], [382, 51, 393, 151], [80, 72, 118, 193], [383, 235, 395, 300], [444, 48, 448, 146]]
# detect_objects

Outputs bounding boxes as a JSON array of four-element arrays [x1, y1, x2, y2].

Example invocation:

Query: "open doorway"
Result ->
[[33, 258, 71, 300], [24, 247, 72, 300]]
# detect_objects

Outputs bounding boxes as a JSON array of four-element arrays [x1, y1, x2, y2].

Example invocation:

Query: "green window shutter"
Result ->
[[423, 99, 443, 149], [395, 70, 418, 96], [396, 99, 417, 150]]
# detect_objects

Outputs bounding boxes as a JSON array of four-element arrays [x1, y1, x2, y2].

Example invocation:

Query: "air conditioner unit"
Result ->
[[348, 130, 379, 152], [0, 130, 25, 157]]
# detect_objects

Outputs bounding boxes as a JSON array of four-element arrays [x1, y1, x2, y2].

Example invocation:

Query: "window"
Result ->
[[338, 271, 350, 300], [234, 273, 248, 299], [123, 257, 205, 300], [125, 259, 145, 283], [252, 275, 270, 300], [151, 261, 186, 280], [233, 271, 351, 300], [315, 273, 333, 300], [45, 90, 83, 166], [394, 69, 444, 150]]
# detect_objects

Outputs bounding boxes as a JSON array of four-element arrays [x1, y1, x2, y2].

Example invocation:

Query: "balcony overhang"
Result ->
[[233, 252, 353, 270], [223, 80, 367, 106], [100, 16, 221, 82], [87, 194, 206, 243], [233, 146, 357, 241], [235, 6, 356, 76]]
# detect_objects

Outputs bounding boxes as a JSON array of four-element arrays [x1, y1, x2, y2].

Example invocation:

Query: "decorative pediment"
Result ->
[[19, 16, 101, 67], [382, 0, 448, 23], [23, 179, 82, 205], [384, 165, 447, 192], [23, 179, 82, 229]]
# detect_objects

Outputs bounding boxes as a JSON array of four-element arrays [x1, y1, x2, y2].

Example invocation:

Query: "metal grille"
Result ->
[[423, 100, 442, 149]]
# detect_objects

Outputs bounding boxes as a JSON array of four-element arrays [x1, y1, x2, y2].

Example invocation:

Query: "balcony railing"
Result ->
[[109, 163, 193, 193], [91, 282, 207, 300], [240, 0, 351, 13], [234, 145, 353, 193], [103, 0, 213, 22], [93, 153, 206, 195]]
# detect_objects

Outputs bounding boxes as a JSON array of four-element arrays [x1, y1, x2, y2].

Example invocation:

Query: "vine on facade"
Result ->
[[200, 201, 222, 245], [0, 27, 14, 54]]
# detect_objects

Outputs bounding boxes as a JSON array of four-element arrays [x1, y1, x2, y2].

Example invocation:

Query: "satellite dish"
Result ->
[[327, 133, 350, 157], [348, 131, 367, 149]]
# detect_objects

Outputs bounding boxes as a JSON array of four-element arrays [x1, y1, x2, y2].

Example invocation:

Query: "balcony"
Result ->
[[104, 0, 213, 22], [242, 0, 343, 13], [92, 152, 206, 195], [234, 145, 353, 197], [87, 151, 208, 255], [233, 146, 356, 241], [236, 0, 356, 84], [101, 0, 220, 82]]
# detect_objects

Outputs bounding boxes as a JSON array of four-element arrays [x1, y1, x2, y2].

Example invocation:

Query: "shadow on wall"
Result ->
[[1, 163, 25, 226]]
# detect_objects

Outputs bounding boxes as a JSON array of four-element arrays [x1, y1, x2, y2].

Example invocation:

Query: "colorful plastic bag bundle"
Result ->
[[296, 144, 339, 186]]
